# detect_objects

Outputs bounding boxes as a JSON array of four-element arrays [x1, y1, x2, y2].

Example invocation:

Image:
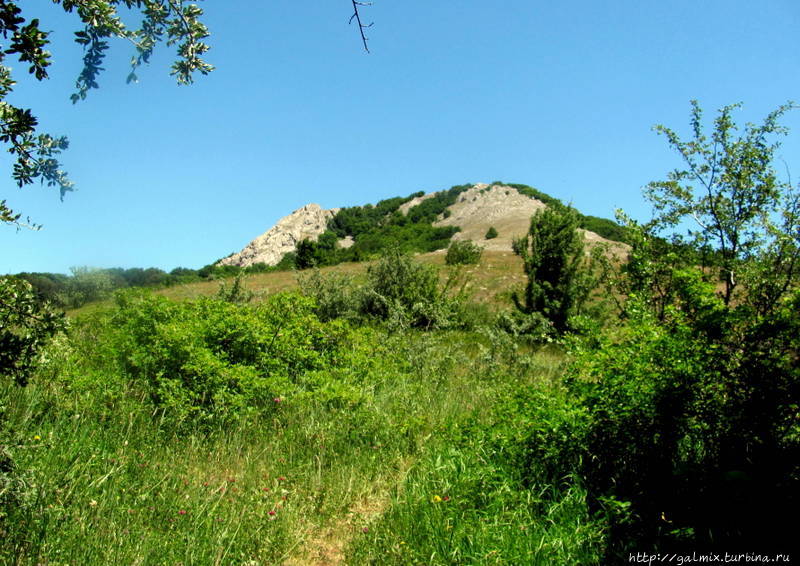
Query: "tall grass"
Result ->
[[1, 295, 605, 564]]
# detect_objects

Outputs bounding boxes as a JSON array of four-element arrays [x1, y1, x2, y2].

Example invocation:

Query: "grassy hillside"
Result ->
[[3, 283, 604, 564], [67, 250, 527, 318]]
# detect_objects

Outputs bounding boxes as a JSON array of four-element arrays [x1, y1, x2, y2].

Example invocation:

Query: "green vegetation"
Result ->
[[511, 205, 597, 335], [484, 226, 498, 239], [445, 239, 483, 266], [2, 103, 797, 562], [0, 2, 213, 228], [0, 277, 65, 386]]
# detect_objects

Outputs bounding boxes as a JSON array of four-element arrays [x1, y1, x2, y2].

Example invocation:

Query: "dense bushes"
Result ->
[[109, 290, 352, 424], [494, 102, 800, 557]]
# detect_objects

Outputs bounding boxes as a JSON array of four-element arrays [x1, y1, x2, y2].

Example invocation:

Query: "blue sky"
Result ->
[[2, 0, 799, 274]]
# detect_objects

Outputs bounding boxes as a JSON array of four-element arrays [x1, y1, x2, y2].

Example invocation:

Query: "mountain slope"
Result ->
[[218, 183, 626, 268]]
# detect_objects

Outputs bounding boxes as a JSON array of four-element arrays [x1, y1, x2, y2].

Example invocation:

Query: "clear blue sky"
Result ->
[[3, 0, 799, 274]]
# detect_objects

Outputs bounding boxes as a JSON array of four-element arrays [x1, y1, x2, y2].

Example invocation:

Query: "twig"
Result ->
[[350, 0, 373, 53]]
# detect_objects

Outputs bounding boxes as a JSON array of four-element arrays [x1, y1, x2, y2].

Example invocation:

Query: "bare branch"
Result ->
[[350, 0, 373, 53]]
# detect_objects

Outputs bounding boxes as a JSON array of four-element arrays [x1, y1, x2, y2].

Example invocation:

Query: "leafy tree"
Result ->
[[643, 100, 798, 307], [295, 238, 320, 270], [0, 1, 213, 227], [512, 205, 593, 334], [484, 226, 498, 239]]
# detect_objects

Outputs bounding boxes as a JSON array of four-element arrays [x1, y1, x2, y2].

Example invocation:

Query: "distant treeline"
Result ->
[[15, 183, 631, 308]]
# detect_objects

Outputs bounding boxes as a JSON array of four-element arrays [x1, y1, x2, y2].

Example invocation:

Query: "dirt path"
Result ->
[[283, 459, 413, 566]]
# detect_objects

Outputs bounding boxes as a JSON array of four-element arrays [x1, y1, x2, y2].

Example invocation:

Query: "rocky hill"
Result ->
[[218, 204, 338, 267], [218, 184, 625, 268]]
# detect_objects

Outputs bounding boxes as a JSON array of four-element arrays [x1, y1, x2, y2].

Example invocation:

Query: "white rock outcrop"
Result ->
[[218, 204, 338, 267]]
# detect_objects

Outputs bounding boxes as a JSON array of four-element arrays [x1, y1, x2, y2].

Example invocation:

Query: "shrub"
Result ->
[[445, 240, 483, 265], [297, 269, 361, 322], [0, 277, 66, 386], [484, 226, 498, 239], [109, 290, 351, 424], [215, 273, 255, 303], [360, 249, 470, 330], [361, 249, 441, 329]]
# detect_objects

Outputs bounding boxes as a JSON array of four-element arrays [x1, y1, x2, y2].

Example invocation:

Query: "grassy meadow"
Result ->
[[1, 260, 604, 564]]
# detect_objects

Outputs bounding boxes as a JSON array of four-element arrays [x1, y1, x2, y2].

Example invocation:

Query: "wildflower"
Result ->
[[262, 487, 271, 492], [33, 435, 41, 441], [89, 500, 98, 507], [442, 496, 450, 502], [273, 397, 282, 403], [362, 527, 369, 533], [178, 509, 187, 515], [277, 476, 286, 482], [432, 495, 442, 503]]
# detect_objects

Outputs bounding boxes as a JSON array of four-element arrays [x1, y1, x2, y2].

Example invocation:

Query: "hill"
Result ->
[[216, 183, 628, 270]]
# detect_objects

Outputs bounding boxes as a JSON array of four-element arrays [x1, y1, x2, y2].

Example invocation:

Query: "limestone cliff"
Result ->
[[218, 204, 338, 267]]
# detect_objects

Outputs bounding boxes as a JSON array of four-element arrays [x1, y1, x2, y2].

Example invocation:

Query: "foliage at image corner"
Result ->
[[0, 276, 66, 387], [0, 0, 213, 229]]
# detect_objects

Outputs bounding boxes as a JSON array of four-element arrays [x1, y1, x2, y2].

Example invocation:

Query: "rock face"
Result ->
[[218, 204, 338, 267]]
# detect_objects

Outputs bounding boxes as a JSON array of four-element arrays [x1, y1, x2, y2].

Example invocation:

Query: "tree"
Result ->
[[512, 205, 592, 334], [643, 100, 799, 308], [572, 102, 800, 553], [484, 226, 498, 239]]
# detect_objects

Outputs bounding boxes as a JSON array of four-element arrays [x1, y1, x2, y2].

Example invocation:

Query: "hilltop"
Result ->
[[216, 183, 629, 270]]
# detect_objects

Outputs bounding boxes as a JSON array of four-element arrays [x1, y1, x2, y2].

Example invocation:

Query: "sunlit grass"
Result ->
[[2, 313, 593, 564]]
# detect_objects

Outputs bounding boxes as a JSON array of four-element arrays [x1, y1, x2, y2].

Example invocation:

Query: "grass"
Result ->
[[66, 251, 526, 319], [4, 251, 616, 565], [2, 312, 606, 564]]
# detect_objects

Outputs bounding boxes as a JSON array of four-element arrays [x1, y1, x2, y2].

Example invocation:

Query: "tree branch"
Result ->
[[350, 0, 373, 53]]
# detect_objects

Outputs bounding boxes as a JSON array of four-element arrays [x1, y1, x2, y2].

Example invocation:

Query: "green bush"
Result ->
[[297, 269, 361, 322], [362, 249, 465, 330], [445, 240, 483, 265], [484, 226, 498, 239], [214, 273, 256, 303], [109, 290, 351, 424], [0, 277, 66, 386]]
